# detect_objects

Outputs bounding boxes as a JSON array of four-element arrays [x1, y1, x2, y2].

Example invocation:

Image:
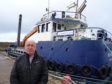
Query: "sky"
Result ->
[[0, 0, 112, 42]]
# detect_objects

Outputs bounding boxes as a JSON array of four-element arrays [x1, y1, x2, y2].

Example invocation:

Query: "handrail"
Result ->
[[103, 41, 112, 54], [42, 10, 86, 22], [88, 27, 112, 37], [55, 27, 112, 41]]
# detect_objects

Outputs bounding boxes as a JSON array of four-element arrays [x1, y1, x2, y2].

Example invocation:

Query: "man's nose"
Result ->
[[29, 45, 33, 49]]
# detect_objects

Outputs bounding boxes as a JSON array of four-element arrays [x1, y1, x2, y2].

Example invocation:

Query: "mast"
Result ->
[[76, 0, 79, 14], [75, 0, 79, 18], [46, 0, 50, 18], [48, 0, 50, 18]]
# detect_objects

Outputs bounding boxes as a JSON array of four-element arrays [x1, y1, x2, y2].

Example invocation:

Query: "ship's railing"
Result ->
[[42, 11, 86, 23], [89, 27, 112, 42], [54, 27, 112, 42]]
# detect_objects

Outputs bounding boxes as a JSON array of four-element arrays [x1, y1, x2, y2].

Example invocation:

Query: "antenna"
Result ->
[[75, 0, 79, 18], [46, 0, 50, 18], [48, 0, 50, 18]]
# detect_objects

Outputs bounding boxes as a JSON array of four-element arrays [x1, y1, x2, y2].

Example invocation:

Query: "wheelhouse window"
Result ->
[[53, 22, 56, 32], [46, 22, 50, 32], [38, 25, 40, 33], [58, 24, 61, 30], [41, 24, 45, 32]]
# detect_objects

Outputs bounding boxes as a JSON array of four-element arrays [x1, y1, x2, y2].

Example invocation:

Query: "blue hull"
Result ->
[[37, 40, 112, 67], [37, 40, 112, 79]]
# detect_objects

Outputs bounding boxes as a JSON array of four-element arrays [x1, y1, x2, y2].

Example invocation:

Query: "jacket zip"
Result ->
[[28, 58, 32, 84]]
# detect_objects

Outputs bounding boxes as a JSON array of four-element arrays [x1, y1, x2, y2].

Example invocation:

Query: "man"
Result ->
[[10, 40, 48, 84]]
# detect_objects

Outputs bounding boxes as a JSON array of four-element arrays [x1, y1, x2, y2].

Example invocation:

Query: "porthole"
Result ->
[[65, 48, 69, 52], [51, 48, 54, 51], [40, 46, 43, 50]]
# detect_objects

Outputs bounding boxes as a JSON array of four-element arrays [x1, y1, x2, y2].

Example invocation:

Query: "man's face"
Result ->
[[24, 40, 36, 56]]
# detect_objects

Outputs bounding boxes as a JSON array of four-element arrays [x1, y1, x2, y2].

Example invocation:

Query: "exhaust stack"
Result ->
[[17, 14, 22, 47]]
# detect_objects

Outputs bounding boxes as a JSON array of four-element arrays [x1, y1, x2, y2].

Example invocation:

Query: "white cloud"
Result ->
[[0, 0, 112, 42], [0, 32, 26, 42]]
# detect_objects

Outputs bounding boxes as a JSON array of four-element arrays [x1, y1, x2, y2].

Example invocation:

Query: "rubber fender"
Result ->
[[47, 60, 50, 67], [47, 60, 55, 70], [66, 64, 78, 74], [80, 65, 92, 77], [55, 63, 64, 72], [96, 65, 110, 79], [107, 67, 111, 76]]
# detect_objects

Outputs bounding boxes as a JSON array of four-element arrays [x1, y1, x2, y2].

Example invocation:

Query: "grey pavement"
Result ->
[[0, 53, 13, 84]]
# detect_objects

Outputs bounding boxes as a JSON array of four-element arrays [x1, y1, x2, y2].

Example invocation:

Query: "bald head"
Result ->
[[24, 40, 36, 56]]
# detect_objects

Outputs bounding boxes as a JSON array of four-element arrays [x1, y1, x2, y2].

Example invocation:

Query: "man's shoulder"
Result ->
[[16, 54, 26, 62], [37, 55, 47, 63]]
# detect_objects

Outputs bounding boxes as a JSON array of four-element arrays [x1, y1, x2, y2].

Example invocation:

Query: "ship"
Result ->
[[7, 0, 112, 80]]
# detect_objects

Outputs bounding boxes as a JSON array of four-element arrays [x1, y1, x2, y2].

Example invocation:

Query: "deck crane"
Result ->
[[20, 26, 38, 47]]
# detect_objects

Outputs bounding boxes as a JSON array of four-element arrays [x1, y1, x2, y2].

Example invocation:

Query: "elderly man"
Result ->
[[10, 40, 48, 84]]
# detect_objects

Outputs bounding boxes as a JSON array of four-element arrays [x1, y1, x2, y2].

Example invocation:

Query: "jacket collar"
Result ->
[[24, 51, 40, 61]]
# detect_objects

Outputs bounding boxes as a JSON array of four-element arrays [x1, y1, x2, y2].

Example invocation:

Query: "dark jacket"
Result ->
[[10, 52, 48, 84]]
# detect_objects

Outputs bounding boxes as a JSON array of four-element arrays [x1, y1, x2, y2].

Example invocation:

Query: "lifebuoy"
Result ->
[[96, 65, 110, 79], [80, 65, 92, 77], [66, 64, 78, 74], [55, 63, 64, 72]]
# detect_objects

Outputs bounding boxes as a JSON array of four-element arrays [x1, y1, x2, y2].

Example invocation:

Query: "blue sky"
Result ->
[[0, 0, 112, 42]]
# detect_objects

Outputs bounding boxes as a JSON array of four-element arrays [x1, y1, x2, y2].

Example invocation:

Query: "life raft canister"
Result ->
[[96, 65, 111, 79], [80, 65, 93, 77], [66, 64, 78, 74]]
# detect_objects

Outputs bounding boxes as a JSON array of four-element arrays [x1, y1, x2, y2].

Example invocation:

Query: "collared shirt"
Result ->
[[29, 56, 34, 64]]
